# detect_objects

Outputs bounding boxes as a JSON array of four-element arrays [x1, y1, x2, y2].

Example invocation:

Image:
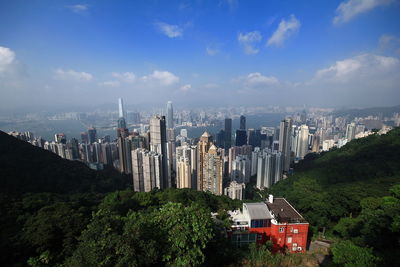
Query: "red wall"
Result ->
[[247, 223, 309, 253]]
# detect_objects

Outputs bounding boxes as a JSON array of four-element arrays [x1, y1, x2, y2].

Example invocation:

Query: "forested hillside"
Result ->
[[270, 127, 400, 265]]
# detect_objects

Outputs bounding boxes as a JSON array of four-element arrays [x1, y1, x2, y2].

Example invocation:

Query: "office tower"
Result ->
[[256, 150, 283, 189], [197, 131, 213, 191], [88, 128, 97, 144], [231, 155, 251, 183], [224, 118, 232, 152], [166, 101, 174, 129], [203, 144, 223, 195], [118, 137, 132, 174], [279, 119, 292, 172], [216, 129, 225, 148], [132, 149, 164, 192], [345, 122, 356, 141], [224, 181, 245, 200], [117, 98, 129, 137], [54, 133, 67, 144], [296, 125, 309, 160], [150, 116, 169, 188], [235, 129, 247, 146], [118, 97, 125, 118], [81, 132, 88, 144], [240, 115, 246, 130]]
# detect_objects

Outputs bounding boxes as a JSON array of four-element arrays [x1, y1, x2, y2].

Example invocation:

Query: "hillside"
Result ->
[[270, 127, 400, 265], [0, 130, 130, 194]]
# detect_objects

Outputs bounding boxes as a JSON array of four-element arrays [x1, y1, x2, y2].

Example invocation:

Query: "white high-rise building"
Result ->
[[224, 181, 246, 200], [231, 155, 251, 183], [176, 145, 197, 189], [296, 125, 309, 160], [345, 122, 356, 141], [256, 149, 283, 189], [149, 116, 169, 188], [132, 148, 163, 192]]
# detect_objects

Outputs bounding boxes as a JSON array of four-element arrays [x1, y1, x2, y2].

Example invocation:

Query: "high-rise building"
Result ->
[[235, 129, 247, 146], [204, 144, 223, 195], [197, 132, 213, 191], [88, 128, 97, 144], [150, 116, 169, 188], [240, 115, 246, 130], [296, 125, 309, 159], [166, 101, 174, 129], [54, 133, 67, 144], [80, 132, 88, 144], [256, 149, 283, 189], [176, 145, 197, 189], [231, 155, 251, 183], [224, 181, 245, 200], [345, 122, 356, 141], [118, 97, 125, 118], [224, 118, 232, 152], [118, 137, 132, 174], [279, 119, 292, 172], [216, 129, 225, 148], [132, 148, 163, 192]]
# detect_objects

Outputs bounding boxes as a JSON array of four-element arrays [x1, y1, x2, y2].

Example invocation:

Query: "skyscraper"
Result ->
[[224, 118, 232, 152], [88, 128, 97, 144], [235, 129, 247, 146], [345, 122, 356, 141], [256, 149, 283, 189], [117, 98, 128, 137], [118, 97, 125, 118], [132, 148, 164, 192], [176, 145, 197, 189], [279, 119, 292, 172], [166, 101, 174, 129], [204, 144, 223, 195], [240, 115, 246, 130], [197, 131, 213, 191], [149, 115, 169, 188], [296, 125, 309, 159]]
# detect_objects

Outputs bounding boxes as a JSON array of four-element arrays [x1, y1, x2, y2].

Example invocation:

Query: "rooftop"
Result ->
[[266, 198, 307, 223], [244, 202, 273, 220]]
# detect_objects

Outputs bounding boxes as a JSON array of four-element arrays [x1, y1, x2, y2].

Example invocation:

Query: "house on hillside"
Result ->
[[228, 195, 309, 253]]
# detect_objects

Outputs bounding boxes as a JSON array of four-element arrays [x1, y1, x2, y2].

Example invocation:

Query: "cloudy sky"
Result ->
[[1, 0, 400, 109]]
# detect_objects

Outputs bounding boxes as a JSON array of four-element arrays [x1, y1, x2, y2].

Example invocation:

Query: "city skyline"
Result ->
[[1, 0, 400, 109]]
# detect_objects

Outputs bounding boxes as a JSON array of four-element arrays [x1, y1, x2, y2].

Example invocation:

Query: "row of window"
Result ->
[[250, 219, 271, 228], [279, 227, 299, 233]]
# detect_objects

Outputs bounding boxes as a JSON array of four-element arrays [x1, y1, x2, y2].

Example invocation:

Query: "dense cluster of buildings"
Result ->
[[8, 99, 396, 200]]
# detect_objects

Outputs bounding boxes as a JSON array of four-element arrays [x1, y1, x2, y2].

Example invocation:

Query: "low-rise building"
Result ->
[[228, 195, 309, 253]]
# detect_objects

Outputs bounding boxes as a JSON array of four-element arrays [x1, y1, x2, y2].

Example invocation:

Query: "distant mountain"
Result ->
[[331, 105, 400, 119], [0, 130, 130, 194]]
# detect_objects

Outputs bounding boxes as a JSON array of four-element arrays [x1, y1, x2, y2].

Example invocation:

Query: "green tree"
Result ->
[[331, 240, 378, 267]]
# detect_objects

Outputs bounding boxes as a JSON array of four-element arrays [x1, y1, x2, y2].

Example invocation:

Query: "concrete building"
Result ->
[[224, 181, 245, 200], [256, 149, 283, 189]]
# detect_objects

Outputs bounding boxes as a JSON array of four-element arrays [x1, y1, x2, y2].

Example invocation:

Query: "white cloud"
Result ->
[[112, 72, 136, 82], [267, 15, 300, 47], [206, 46, 219, 56], [66, 4, 90, 14], [333, 0, 393, 25], [313, 53, 399, 83], [235, 72, 279, 90], [142, 70, 179, 86], [155, 22, 183, 38], [98, 80, 121, 87], [180, 84, 192, 92], [379, 34, 400, 54], [238, 31, 262, 54], [0, 46, 16, 73], [54, 68, 93, 81]]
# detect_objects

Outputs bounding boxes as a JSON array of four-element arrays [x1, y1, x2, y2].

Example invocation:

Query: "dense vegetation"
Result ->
[[1, 128, 400, 266], [269, 127, 400, 266]]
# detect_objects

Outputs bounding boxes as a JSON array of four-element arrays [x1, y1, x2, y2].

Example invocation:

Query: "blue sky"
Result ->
[[1, 0, 400, 109]]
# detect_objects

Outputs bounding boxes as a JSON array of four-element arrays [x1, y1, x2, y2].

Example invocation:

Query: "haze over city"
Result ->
[[1, 0, 400, 110]]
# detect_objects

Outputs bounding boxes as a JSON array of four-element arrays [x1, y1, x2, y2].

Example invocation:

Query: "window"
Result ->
[[287, 237, 292, 243], [257, 234, 262, 240], [279, 227, 285, 233], [293, 229, 298, 234]]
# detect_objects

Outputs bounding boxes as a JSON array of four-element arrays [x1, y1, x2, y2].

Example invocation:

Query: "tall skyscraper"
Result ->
[[240, 115, 246, 130], [279, 119, 292, 172], [224, 118, 232, 152], [150, 116, 169, 188], [132, 148, 164, 192], [118, 137, 132, 174], [88, 128, 97, 144], [204, 144, 223, 195], [166, 101, 174, 129], [197, 132, 213, 191], [117, 98, 128, 137], [296, 125, 309, 159], [176, 145, 197, 189], [235, 130, 247, 146], [118, 97, 125, 118]]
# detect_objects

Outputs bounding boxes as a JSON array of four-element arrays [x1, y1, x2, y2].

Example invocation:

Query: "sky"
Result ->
[[0, 0, 400, 110]]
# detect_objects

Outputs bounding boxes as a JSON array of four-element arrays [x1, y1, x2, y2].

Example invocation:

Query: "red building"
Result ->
[[228, 195, 309, 253]]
